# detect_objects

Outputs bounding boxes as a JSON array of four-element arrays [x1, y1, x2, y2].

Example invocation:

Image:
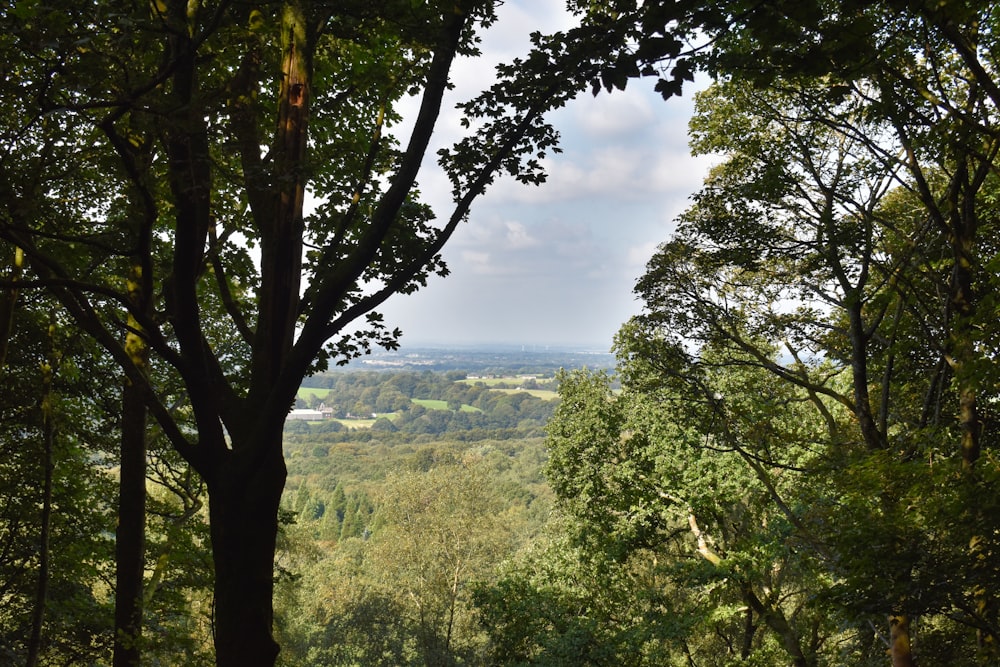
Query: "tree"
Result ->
[[369, 462, 514, 664], [277, 458, 515, 666], [0, 302, 118, 665], [539, 366, 839, 666], [464, 3, 1000, 665], [1, 1, 702, 663], [617, 4, 1000, 660], [475, 526, 674, 667]]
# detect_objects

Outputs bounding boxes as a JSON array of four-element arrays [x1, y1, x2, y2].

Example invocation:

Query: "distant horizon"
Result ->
[[387, 339, 616, 353], [331, 337, 619, 372]]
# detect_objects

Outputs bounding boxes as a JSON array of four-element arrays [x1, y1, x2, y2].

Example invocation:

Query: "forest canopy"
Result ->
[[486, 2, 1000, 666], [2, 1, 999, 666]]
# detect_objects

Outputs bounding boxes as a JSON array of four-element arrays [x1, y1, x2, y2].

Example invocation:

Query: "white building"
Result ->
[[288, 402, 334, 421]]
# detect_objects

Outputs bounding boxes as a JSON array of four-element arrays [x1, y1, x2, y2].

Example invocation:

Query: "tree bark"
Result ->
[[113, 215, 153, 665], [743, 584, 811, 667], [950, 238, 980, 472], [207, 434, 287, 667], [251, 0, 308, 386], [113, 374, 148, 666], [741, 604, 755, 660], [944, 158, 981, 472], [845, 296, 885, 450], [889, 615, 916, 667], [25, 354, 55, 667], [0, 246, 22, 369]]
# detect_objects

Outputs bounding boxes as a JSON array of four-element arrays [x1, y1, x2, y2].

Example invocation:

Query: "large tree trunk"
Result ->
[[207, 435, 287, 667]]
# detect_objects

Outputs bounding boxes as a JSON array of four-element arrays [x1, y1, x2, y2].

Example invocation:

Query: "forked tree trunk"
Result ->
[[207, 433, 287, 667], [155, 3, 473, 664]]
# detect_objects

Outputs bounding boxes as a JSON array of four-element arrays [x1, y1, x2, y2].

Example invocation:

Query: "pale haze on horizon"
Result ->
[[375, 1, 716, 351]]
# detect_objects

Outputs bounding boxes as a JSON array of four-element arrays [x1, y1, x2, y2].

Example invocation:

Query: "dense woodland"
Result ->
[[293, 370, 560, 436], [277, 371, 559, 666], [2, 0, 1000, 666]]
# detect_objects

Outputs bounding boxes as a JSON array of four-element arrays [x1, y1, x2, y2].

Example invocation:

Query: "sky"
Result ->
[[375, 1, 717, 351]]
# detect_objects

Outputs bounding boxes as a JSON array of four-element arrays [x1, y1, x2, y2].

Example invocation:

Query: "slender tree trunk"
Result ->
[[0, 246, 23, 369], [845, 296, 884, 450], [113, 257, 152, 665], [744, 584, 811, 667], [741, 605, 755, 660], [207, 434, 287, 667], [889, 615, 916, 667], [113, 377, 148, 666], [446, 562, 461, 656], [944, 161, 999, 658], [949, 210, 979, 471], [25, 355, 55, 667]]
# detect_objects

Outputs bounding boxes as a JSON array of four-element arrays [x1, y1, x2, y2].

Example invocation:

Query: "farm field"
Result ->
[[334, 417, 379, 428], [297, 386, 332, 401], [295, 389, 484, 416], [458, 376, 540, 387], [493, 387, 558, 400], [411, 398, 481, 412], [459, 376, 558, 400]]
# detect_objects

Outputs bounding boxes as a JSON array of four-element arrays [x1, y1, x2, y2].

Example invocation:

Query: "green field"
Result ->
[[459, 377, 558, 400], [293, 416, 387, 429], [297, 386, 331, 401], [335, 417, 379, 428], [293, 388, 483, 425], [411, 398, 480, 412], [297, 384, 552, 412], [493, 388, 558, 400], [458, 377, 520, 387]]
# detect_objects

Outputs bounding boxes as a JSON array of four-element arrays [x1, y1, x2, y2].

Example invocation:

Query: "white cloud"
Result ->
[[627, 240, 662, 270], [504, 221, 539, 249], [576, 93, 657, 139], [468, 83, 712, 210], [459, 250, 493, 273], [372, 4, 716, 347], [649, 150, 721, 193], [483, 141, 705, 207]]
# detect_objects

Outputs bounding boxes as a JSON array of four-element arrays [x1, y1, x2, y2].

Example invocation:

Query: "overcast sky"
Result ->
[[375, 1, 716, 351]]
